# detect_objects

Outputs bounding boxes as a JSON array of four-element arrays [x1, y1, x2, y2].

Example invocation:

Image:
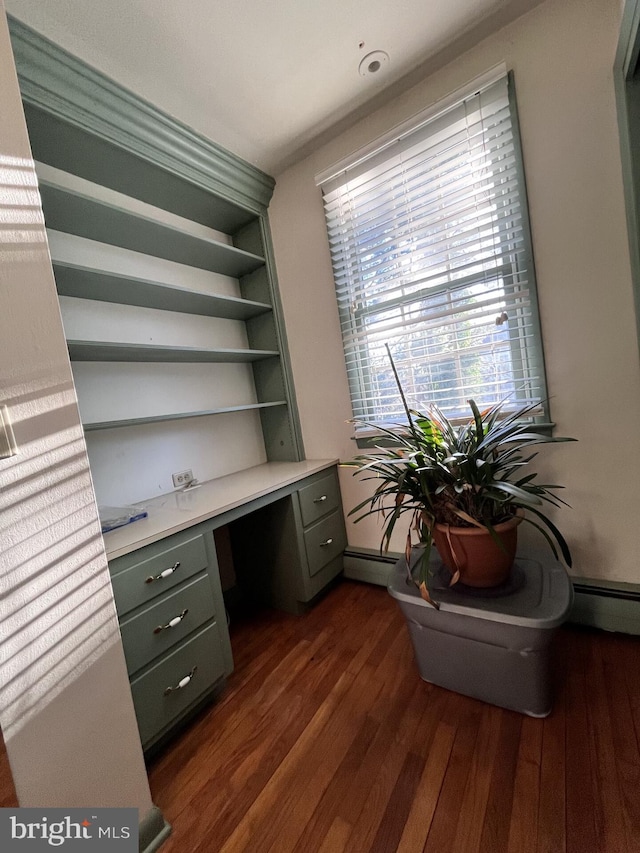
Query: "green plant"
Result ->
[[344, 347, 575, 605]]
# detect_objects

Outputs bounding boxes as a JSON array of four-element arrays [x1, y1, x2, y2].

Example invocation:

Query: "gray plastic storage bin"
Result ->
[[388, 549, 573, 717]]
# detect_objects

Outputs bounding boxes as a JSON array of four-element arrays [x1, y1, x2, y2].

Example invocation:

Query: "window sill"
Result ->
[[352, 421, 556, 450]]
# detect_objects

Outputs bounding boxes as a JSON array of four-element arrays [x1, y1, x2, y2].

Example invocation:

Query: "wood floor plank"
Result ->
[[154, 634, 343, 853], [369, 751, 425, 853], [565, 630, 598, 853], [342, 682, 450, 853], [213, 601, 404, 852], [538, 628, 569, 853], [451, 704, 504, 853], [286, 613, 422, 850], [477, 710, 522, 853], [175, 600, 398, 851], [153, 627, 329, 818], [0, 731, 18, 808], [262, 618, 415, 853], [586, 633, 629, 853], [601, 633, 640, 852], [290, 631, 423, 853], [622, 632, 640, 749], [536, 680, 566, 853], [395, 721, 456, 853], [148, 617, 301, 802], [151, 587, 395, 853], [269, 711, 383, 853], [316, 816, 353, 853], [192, 649, 339, 845], [423, 696, 483, 853], [506, 714, 543, 853], [290, 715, 380, 853], [147, 583, 640, 853]]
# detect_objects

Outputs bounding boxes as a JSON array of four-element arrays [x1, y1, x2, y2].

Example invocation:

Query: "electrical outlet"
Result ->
[[172, 469, 194, 488]]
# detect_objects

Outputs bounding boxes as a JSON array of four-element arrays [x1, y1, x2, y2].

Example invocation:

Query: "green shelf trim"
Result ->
[[39, 180, 265, 278], [83, 401, 288, 431], [256, 217, 306, 461], [67, 340, 279, 363], [615, 0, 640, 365], [53, 261, 272, 320], [8, 16, 275, 215]]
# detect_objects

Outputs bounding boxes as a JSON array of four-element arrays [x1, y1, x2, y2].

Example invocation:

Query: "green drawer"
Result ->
[[109, 533, 208, 615], [298, 470, 341, 528], [119, 574, 216, 676], [130, 622, 226, 747], [303, 509, 347, 578]]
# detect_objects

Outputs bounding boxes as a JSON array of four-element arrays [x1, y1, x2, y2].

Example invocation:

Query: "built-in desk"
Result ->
[[104, 460, 346, 754]]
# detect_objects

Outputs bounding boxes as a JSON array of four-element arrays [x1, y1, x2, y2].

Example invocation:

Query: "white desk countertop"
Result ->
[[103, 459, 340, 560]]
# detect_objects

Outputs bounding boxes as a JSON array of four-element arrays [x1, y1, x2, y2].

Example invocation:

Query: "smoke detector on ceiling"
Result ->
[[358, 50, 390, 77]]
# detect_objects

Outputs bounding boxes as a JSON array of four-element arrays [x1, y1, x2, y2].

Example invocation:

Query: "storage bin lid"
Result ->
[[388, 548, 573, 629]]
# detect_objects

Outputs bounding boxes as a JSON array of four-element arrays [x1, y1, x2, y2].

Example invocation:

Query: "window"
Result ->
[[319, 71, 548, 433]]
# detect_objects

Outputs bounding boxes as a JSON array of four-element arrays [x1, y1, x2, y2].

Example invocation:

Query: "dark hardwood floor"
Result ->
[[148, 580, 640, 853], [0, 729, 18, 808]]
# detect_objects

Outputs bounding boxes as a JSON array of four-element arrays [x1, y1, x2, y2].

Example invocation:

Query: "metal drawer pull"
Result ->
[[153, 609, 189, 634], [145, 561, 180, 584], [164, 666, 198, 696], [313, 495, 328, 503], [320, 538, 334, 547]]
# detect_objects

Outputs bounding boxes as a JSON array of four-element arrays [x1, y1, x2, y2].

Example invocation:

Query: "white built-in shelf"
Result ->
[[36, 166, 265, 278], [83, 401, 288, 432], [53, 261, 272, 320], [67, 340, 279, 363]]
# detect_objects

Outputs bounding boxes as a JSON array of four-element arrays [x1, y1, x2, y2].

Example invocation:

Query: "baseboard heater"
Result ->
[[343, 546, 399, 588], [343, 547, 640, 636], [570, 580, 640, 635]]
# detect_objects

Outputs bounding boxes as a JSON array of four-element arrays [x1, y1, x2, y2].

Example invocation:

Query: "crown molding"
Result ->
[[7, 16, 274, 215]]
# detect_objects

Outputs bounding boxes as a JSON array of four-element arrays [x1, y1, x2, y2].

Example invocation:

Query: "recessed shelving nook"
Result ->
[[10, 17, 347, 769], [10, 18, 305, 507]]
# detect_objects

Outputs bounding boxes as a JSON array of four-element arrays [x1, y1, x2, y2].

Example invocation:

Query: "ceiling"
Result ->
[[6, 0, 545, 175]]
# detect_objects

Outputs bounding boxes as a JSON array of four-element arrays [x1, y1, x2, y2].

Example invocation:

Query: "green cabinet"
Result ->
[[108, 464, 345, 751], [230, 467, 347, 614], [129, 624, 228, 748], [109, 524, 233, 753]]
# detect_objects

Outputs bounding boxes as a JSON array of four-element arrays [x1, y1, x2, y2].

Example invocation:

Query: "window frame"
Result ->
[[320, 70, 550, 442]]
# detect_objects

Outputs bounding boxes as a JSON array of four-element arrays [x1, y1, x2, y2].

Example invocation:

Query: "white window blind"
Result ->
[[320, 73, 548, 431]]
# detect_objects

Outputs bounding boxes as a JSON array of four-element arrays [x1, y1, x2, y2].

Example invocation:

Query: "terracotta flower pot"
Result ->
[[432, 514, 523, 588]]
